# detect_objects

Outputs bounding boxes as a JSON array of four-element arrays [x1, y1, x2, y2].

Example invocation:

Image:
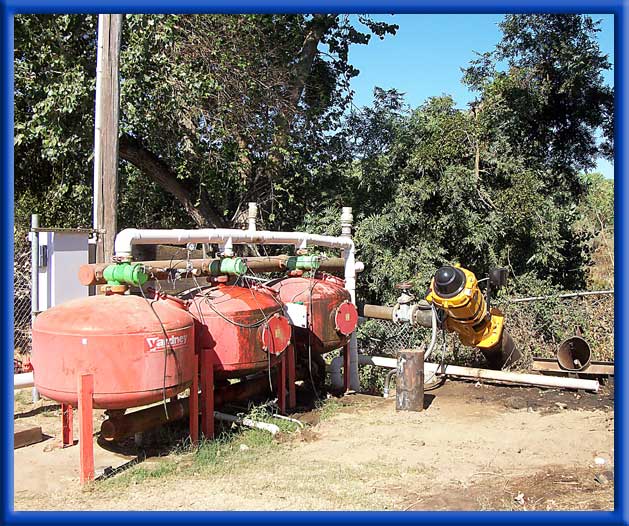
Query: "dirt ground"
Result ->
[[13, 378, 614, 511]]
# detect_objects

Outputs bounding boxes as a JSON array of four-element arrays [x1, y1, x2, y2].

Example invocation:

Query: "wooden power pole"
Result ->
[[93, 14, 123, 264]]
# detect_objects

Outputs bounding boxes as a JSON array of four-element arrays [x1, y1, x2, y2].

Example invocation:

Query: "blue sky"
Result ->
[[348, 14, 615, 179]]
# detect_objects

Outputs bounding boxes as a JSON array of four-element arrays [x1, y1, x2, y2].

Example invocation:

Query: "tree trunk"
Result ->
[[119, 134, 226, 228], [267, 15, 337, 176]]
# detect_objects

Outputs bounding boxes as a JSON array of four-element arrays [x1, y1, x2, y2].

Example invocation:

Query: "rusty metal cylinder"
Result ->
[[557, 336, 592, 371], [361, 304, 395, 321], [396, 349, 425, 412]]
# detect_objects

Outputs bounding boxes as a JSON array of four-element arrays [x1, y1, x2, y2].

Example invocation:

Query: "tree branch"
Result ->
[[118, 134, 227, 228]]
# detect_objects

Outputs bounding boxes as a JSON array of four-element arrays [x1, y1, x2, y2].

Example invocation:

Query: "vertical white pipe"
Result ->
[[247, 202, 257, 231], [30, 214, 40, 402], [341, 207, 359, 390]]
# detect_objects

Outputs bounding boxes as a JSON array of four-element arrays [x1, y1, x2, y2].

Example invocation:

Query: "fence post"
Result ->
[[30, 214, 40, 403]]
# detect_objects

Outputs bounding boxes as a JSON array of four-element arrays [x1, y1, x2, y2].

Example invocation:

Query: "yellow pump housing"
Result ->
[[426, 265, 505, 351]]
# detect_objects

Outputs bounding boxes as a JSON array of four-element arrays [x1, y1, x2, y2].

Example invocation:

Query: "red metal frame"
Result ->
[[277, 352, 286, 414], [189, 350, 199, 445], [287, 344, 296, 410], [200, 350, 215, 439], [61, 403, 73, 447], [343, 343, 351, 393], [78, 373, 94, 484]]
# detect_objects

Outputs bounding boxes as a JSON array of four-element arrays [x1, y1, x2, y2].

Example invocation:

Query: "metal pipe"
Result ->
[[510, 290, 614, 303], [79, 256, 364, 286], [382, 369, 397, 398], [329, 355, 599, 392], [361, 304, 395, 320], [14, 372, 35, 390], [30, 214, 40, 403], [213, 411, 279, 435]]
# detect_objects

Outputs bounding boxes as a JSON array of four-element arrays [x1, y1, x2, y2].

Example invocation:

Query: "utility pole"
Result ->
[[93, 14, 123, 263]]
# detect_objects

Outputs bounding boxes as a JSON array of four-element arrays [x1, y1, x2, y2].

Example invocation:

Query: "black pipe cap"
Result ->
[[433, 266, 466, 297]]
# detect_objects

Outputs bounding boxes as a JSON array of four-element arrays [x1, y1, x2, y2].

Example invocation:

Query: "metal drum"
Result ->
[[189, 284, 291, 379], [270, 272, 358, 355], [31, 293, 195, 409]]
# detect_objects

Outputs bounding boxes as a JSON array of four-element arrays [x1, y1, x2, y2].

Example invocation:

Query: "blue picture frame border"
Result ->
[[1, 1, 625, 525]]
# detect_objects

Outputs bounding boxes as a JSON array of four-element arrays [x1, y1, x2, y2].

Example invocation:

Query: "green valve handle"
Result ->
[[103, 263, 148, 287], [286, 255, 321, 271], [208, 257, 247, 276]]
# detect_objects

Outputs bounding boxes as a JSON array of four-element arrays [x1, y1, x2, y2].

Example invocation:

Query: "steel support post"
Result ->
[[200, 350, 214, 439], [277, 352, 287, 414], [78, 374, 95, 484], [343, 343, 351, 393], [287, 344, 296, 410], [189, 351, 199, 445]]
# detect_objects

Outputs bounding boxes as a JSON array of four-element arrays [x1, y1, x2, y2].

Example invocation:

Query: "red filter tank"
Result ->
[[31, 293, 195, 410], [189, 284, 291, 379], [270, 272, 358, 355]]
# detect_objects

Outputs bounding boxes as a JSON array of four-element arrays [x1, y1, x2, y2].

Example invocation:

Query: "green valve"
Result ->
[[286, 255, 321, 271], [208, 257, 247, 276], [103, 263, 148, 287]]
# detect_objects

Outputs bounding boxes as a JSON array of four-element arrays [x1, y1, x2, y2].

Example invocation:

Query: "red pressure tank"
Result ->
[[31, 293, 195, 410], [189, 284, 292, 379], [270, 272, 358, 355]]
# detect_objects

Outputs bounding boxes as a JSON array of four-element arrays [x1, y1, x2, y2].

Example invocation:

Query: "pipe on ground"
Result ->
[[14, 372, 34, 390], [214, 411, 279, 435], [328, 355, 599, 392]]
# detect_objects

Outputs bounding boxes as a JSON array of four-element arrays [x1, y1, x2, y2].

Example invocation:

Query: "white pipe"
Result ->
[[247, 202, 257, 231], [433, 363, 600, 392], [213, 411, 280, 435], [329, 355, 599, 392], [340, 207, 359, 390], [30, 214, 41, 403], [14, 372, 34, 390], [114, 228, 354, 259], [423, 304, 438, 361]]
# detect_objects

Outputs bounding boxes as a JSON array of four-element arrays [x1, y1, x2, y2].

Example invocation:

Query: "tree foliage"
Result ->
[[14, 14, 612, 303]]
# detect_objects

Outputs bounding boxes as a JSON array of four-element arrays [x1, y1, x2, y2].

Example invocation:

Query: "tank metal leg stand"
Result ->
[[189, 351, 199, 445], [200, 350, 215, 439], [343, 343, 351, 393], [277, 352, 287, 415], [61, 403, 74, 447], [287, 344, 296, 410], [77, 374, 94, 484]]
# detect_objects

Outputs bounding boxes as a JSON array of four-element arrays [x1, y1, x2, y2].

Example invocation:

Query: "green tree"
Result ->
[[14, 14, 397, 233]]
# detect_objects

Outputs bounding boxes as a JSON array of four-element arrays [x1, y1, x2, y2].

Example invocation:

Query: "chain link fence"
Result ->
[[355, 293, 614, 366], [14, 230, 32, 372]]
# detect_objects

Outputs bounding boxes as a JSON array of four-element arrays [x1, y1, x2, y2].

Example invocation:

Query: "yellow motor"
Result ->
[[426, 264, 519, 368]]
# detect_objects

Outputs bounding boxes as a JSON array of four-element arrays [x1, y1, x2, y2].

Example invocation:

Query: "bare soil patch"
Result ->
[[13, 378, 614, 511]]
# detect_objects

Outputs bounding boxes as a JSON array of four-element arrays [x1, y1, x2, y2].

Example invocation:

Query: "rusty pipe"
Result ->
[[361, 304, 395, 320], [79, 256, 358, 286], [360, 304, 433, 328], [100, 376, 273, 441]]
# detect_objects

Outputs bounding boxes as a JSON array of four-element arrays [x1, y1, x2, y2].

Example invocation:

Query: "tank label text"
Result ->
[[145, 333, 188, 353]]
